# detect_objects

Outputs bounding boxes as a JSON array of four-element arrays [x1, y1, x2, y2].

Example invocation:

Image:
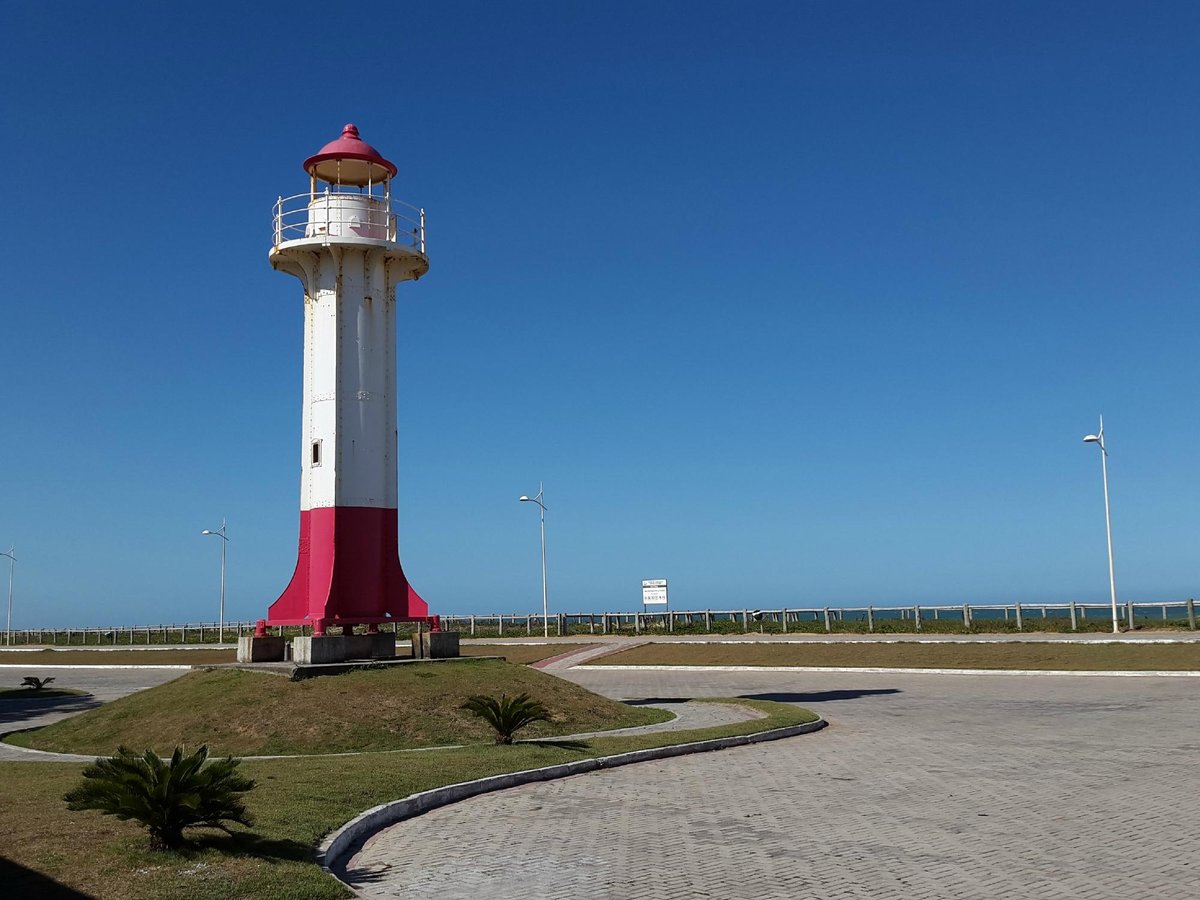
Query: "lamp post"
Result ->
[[519, 485, 549, 638], [201, 520, 228, 643], [1083, 418, 1120, 634], [1, 547, 14, 647]]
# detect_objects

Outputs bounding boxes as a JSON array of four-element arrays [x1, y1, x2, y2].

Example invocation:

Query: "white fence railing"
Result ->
[[440, 599, 1198, 636], [2, 600, 1197, 646], [272, 190, 425, 253]]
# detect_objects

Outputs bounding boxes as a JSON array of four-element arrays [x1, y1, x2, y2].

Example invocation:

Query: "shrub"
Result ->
[[460, 692, 551, 744], [64, 745, 255, 851], [22, 676, 55, 690]]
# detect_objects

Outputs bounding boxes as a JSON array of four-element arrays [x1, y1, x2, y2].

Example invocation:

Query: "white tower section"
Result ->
[[290, 243, 409, 510]]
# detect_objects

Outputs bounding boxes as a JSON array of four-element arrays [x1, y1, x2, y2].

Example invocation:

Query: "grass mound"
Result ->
[[6, 659, 668, 757]]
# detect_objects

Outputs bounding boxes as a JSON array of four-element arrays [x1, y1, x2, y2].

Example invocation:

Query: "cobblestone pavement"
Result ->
[[344, 668, 1200, 899]]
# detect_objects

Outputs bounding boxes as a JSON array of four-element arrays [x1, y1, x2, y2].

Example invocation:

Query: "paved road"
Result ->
[[344, 668, 1200, 899]]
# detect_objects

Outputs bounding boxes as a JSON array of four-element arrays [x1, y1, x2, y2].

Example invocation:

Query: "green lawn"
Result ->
[[0, 698, 817, 899], [588, 640, 1200, 670]]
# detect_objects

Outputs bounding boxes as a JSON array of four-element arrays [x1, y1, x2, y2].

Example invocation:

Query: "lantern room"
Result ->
[[272, 123, 427, 257]]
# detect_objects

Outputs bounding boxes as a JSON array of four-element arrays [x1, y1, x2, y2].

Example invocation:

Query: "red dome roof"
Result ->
[[303, 124, 397, 186]]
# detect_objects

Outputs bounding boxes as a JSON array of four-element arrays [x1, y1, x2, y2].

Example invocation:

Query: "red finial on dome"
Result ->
[[303, 123, 397, 186]]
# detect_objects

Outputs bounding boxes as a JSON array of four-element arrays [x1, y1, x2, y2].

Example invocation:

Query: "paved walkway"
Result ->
[[344, 667, 1200, 899]]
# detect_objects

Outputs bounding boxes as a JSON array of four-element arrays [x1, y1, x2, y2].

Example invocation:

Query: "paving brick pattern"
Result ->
[[343, 669, 1200, 899]]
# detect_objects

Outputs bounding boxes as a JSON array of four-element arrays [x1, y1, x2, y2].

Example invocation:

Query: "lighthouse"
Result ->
[[247, 124, 436, 664]]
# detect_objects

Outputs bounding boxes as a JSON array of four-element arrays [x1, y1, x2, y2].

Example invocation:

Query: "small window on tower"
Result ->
[[311, 440, 322, 466]]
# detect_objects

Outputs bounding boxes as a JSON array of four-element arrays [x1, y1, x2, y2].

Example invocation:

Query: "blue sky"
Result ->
[[1, 2, 1197, 627]]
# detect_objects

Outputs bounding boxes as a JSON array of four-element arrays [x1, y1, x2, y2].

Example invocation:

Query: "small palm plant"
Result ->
[[64, 745, 255, 851], [21, 676, 55, 690], [460, 692, 551, 744]]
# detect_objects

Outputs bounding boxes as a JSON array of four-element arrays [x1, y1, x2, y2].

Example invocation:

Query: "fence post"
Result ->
[[823, 608, 831, 633], [963, 605, 972, 630], [668, 610, 674, 633], [558, 613, 566, 637], [635, 612, 641, 634], [1188, 599, 1196, 631], [913, 606, 922, 633], [741, 609, 749, 631], [867, 606, 874, 632], [1069, 601, 1077, 631], [781, 609, 789, 634], [1015, 603, 1023, 631], [704, 610, 711, 633], [1126, 601, 1134, 630]]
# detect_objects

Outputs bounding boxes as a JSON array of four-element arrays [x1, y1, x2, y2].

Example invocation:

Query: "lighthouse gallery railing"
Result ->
[[273, 190, 426, 254]]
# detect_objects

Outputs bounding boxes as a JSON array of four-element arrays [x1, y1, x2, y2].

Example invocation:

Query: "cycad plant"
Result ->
[[460, 692, 551, 744], [64, 745, 255, 851]]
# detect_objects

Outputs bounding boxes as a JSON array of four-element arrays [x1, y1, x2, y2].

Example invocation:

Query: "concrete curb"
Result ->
[[318, 716, 828, 878], [574, 664, 1200, 677], [0, 727, 96, 763]]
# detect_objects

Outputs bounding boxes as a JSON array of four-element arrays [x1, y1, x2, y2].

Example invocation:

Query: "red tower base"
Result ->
[[267, 506, 431, 634]]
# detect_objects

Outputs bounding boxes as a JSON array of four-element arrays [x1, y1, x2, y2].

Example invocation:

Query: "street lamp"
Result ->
[[201, 519, 228, 644], [518, 485, 549, 638], [1082, 417, 1120, 634], [1, 547, 14, 647]]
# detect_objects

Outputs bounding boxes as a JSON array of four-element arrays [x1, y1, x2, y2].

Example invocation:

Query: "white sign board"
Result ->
[[642, 579, 668, 606]]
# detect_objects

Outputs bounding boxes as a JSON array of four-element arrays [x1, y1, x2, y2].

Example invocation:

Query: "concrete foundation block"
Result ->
[[292, 635, 346, 665], [343, 632, 397, 660], [236, 635, 287, 663], [413, 631, 460, 659]]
